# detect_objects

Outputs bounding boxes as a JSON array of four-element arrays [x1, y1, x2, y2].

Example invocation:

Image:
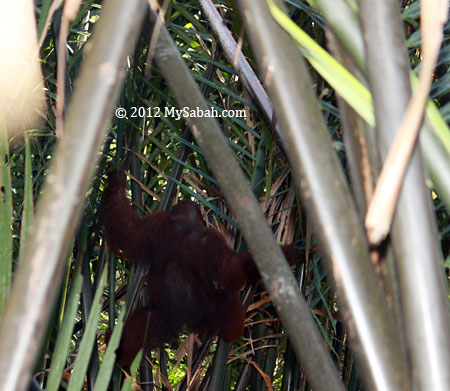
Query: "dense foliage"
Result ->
[[0, 0, 448, 390]]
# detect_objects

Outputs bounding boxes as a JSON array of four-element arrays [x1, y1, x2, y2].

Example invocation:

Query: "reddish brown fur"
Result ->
[[101, 168, 304, 365]]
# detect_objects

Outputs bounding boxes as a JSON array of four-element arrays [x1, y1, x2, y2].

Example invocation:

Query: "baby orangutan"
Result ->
[[102, 168, 304, 365]]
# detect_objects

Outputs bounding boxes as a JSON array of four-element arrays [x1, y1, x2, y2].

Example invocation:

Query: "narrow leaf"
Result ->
[[120, 350, 143, 391], [67, 267, 107, 391], [267, 0, 375, 126], [93, 305, 126, 391], [0, 129, 12, 317], [19, 133, 34, 260], [46, 267, 83, 391]]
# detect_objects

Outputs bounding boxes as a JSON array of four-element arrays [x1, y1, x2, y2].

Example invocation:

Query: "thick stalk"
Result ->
[[0, 1, 146, 389], [148, 9, 345, 391], [358, 1, 450, 389], [238, 0, 410, 389]]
